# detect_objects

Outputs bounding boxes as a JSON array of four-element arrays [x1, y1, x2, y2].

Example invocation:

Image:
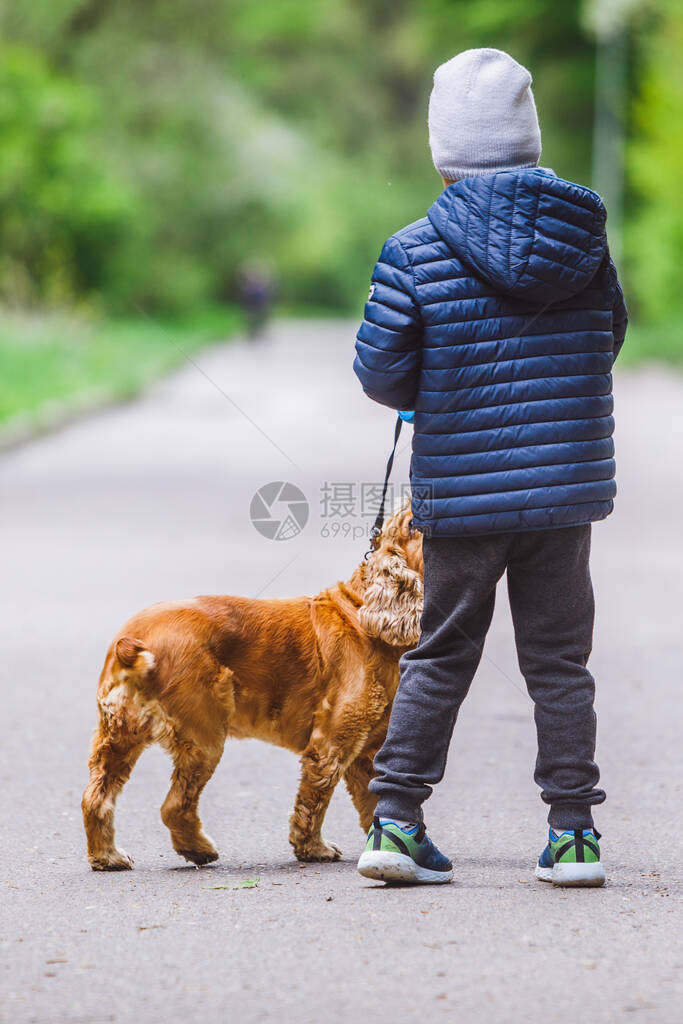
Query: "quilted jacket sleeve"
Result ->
[[354, 235, 422, 410], [608, 258, 628, 360]]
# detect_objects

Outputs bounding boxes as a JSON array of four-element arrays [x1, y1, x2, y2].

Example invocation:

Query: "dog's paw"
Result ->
[[90, 847, 135, 871], [176, 848, 219, 866], [293, 839, 342, 863]]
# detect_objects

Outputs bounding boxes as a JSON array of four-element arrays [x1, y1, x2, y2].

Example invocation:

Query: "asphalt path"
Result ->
[[1, 319, 681, 1023]]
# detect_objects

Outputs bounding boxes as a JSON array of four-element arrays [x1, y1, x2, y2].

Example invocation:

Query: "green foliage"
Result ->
[[0, 46, 135, 307], [0, 0, 680, 335], [626, 0, 683, 324], [0, 1, 602, 315]]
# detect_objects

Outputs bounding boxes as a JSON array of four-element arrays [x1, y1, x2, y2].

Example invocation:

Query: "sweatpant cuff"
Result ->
[[548, 802, 596, 830], [374, 799, 424, 825]]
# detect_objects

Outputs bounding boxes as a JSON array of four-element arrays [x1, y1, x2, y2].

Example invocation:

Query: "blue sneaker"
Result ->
[[535, 828, 605, 887], [357, 817, 453, 885]]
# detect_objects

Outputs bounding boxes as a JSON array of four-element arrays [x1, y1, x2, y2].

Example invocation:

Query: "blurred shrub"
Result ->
[[626, 0, 683, 324], [0, 47, 134, 307], [0, 1, 601, 316], [0, 0, 680, 329]]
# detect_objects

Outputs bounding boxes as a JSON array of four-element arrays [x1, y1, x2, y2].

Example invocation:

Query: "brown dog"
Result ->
[[82, 503, 423, 870]]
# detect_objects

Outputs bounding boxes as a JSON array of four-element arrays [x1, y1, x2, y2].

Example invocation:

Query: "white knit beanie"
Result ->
[[428, 48, 541, 182]]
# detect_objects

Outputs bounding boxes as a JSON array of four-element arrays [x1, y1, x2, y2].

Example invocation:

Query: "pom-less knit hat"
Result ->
[[428, 48, 541, 182]]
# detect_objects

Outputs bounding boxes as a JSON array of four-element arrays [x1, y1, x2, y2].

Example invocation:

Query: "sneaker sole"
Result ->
[[535, 862, 605, 887], [357, 850, 453, 885]]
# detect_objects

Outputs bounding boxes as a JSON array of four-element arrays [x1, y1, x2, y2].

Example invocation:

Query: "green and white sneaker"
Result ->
[[535, 828, 605, 887], [357, 817, 453, 885]]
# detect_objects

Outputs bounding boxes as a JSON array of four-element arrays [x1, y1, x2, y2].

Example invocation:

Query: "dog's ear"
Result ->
[[359, 547, 423, 647]]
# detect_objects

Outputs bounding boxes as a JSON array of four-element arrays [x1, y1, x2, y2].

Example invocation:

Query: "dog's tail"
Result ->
[[113, 636, 156, 682], [95, 637, 157, 736]]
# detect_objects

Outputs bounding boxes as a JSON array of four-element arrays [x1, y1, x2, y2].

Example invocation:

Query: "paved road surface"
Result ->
[[1, 320, 681, 1023]]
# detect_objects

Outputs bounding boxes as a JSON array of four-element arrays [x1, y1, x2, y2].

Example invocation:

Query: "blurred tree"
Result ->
[[0, 46, 134, 307], [626, 0, 683, 322], [0, 0, 678, 320]]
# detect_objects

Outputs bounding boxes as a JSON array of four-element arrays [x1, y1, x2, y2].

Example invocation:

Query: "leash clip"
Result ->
[[364, 525, 382, 561]]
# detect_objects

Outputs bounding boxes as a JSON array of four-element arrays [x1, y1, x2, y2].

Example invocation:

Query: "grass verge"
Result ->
[[619, 320, 683, 366], [0, 305, 241, 439]]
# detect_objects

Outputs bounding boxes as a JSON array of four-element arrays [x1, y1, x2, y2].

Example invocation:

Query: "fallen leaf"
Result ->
[[204, 877, 260, 891]]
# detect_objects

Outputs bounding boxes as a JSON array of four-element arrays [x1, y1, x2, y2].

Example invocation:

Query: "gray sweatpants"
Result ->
[[370, 524, 605, 830]]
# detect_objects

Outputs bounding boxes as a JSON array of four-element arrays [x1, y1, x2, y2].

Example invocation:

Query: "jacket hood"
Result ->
[[427, 168, 607, 304]]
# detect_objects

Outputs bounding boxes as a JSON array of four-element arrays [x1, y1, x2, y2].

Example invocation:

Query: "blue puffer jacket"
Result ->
[[354, 168, 628, 536]]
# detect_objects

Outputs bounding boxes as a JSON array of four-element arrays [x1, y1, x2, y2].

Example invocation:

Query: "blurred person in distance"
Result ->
[[237, 258, 276, 339]]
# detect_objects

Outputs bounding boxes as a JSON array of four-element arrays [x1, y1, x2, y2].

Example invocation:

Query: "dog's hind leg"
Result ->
[[344, 754, 377, 833], [82, 719, 149, 871], [160, 734, 225, 867]]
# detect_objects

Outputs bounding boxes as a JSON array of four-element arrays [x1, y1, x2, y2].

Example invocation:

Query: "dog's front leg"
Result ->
[[344, 754, 378, 833], [289, 742, 344, 862]]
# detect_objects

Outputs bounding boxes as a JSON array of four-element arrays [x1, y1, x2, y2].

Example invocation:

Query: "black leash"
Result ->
[[365, 414, 403, 558]]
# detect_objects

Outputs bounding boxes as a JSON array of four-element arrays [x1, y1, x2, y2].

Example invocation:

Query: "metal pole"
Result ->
[[591, 18, 629, 265]]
